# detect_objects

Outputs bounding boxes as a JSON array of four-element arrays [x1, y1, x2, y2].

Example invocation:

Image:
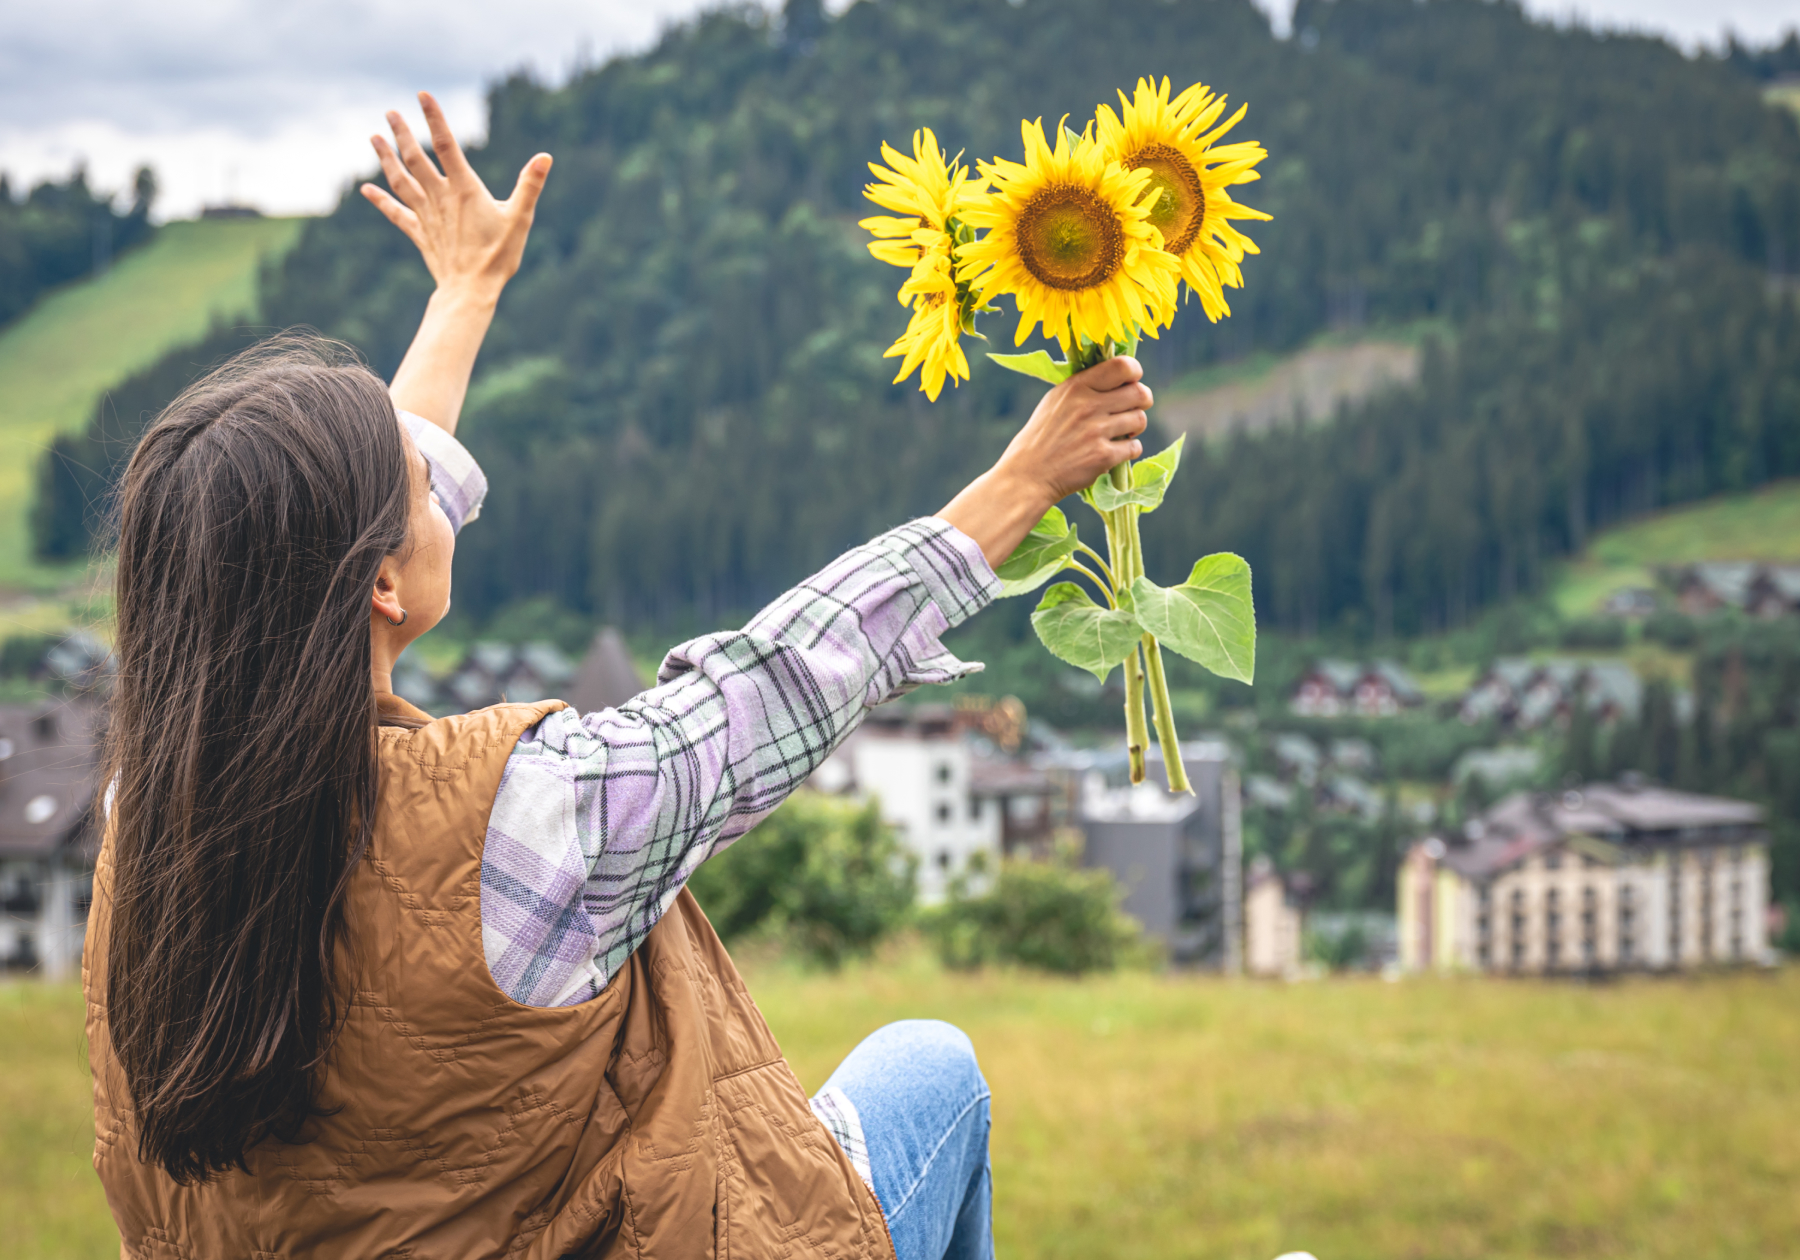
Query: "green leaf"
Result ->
[[1087, 435, 1186, 513], [987, 350, 1072, 385], [996, 507, 1080, 597], [1029, 582, 1143, 683], [1130, 553, 1256, 683]]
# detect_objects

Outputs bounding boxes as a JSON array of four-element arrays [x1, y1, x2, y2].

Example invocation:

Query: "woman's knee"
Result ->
[[867, 1020, 987, 1096]]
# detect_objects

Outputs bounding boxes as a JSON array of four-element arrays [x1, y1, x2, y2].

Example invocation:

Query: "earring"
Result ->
[[385, 609, 408, 627]]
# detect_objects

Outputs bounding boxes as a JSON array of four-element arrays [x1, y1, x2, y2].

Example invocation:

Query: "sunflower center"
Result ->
[[1127, 143, 1206, 255], [1015, 184, 1126, 292]]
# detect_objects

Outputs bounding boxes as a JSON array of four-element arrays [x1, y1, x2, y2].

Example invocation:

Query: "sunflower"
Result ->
[[960, 118, 1181, 351], [884, 254, 970, 402], [860, 128, 983, 398], [1095, 77, 1270, 322]]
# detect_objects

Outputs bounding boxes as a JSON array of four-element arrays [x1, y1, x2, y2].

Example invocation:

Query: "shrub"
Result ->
[[689, 791, 914, 967], [1560, 617, 1627, 650], [0, 633, 55, 678], [1643, 610, 1699, 648], [925, 847, 1141, 975]]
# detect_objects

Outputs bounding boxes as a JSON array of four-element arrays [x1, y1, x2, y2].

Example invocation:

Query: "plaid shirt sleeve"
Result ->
[[399, 410, 486, 534], [481, 518, 1002, 1007]]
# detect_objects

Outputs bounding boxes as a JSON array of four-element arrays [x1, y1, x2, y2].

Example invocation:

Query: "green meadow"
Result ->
[[8, 959, 1797, 1259], [1550, 479, 1800, 617], [0, 215, 304, 592]]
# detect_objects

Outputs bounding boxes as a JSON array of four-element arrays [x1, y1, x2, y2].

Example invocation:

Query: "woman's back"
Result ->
[[89, 698, 888, 1258]]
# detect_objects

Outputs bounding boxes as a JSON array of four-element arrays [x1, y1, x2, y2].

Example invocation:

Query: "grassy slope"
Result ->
[[1552, 479, 1800, 616], [0, 216, 305, 592], [10, 960, 1798, 1259]]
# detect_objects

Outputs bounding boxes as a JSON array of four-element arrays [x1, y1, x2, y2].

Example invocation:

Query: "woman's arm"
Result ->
[[479, 363, 1153, 1007], [361, 93, 552, 434], [938, 355, 1152, 566]]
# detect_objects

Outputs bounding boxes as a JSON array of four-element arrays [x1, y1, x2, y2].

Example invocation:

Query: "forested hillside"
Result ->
[[37, 0, 1800, 636], [0, 168, 155, 328]]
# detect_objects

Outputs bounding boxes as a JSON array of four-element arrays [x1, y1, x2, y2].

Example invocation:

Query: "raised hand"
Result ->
[[361, 92, 552, 304], [366, 93, 553, 433]]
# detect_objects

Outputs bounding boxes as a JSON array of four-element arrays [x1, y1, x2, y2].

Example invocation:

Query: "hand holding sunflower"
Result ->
[[861, 79, 1269, 792]]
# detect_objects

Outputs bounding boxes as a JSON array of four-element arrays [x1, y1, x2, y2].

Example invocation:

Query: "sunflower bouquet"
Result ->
[[862, 78, 1269, 793]]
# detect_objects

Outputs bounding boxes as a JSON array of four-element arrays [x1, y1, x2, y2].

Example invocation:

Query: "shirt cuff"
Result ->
[[399, 410, 487, 535], [874, 516, 1002, 630], [865, 517, 1001, 698]]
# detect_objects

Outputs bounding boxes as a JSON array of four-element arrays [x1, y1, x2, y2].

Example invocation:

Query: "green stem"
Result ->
[[1074, 540, 1115, 587], [1142, 636, 1191, 794], [1104, 481, 1149, 785], [1065, 559, 1113, 605]]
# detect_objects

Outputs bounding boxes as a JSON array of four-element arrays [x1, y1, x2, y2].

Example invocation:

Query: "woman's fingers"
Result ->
[[1077, 355, 1143, 392], [371, 136, 427, 210], [507, 153, 554, 216], [359, 183, 422, 242], [418, 91, 477, 184], [1102, 380, 1154, 415], [1104, 408, 1149, 440], [387, 110, 445, 190]]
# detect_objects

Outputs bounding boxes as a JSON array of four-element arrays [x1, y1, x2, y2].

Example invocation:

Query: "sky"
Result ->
[[2, 0, 1795, 221]]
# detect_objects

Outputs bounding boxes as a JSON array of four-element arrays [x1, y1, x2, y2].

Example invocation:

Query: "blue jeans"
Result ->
[[815, 1020, 994, 1260]]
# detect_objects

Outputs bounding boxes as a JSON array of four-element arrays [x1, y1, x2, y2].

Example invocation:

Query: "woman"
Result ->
[[85, 95, 1154, 1260]]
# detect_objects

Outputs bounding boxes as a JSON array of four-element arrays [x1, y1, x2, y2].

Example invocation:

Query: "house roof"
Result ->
[[968, 755, 1056, 798], [0, 698, 103, 860], [1308, 659, 1363, 694], [1441, 781, 1764, 879], [569, 628, 646, 714]]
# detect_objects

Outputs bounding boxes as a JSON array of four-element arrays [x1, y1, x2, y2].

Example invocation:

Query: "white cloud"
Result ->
[[4, 0, 1795, 221], [0, 0, 746, 218]]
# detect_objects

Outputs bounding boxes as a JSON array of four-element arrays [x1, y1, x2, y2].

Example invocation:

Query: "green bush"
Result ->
[[1559, 617, 1627, 650], [689, 791, 914, 968], [925, 848, 1141, 976]]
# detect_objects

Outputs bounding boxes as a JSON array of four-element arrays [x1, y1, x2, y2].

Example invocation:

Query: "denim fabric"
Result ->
[[817, 1020, 994, 1260]]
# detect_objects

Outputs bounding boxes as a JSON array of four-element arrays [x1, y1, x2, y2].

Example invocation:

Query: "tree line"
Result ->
[[34, 0, 1800, 641], [1, 167, 156, 328]]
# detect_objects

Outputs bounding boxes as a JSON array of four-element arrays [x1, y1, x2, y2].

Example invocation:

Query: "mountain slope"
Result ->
[[1553, 480, 1800, 616], [31, 0, 1800, 634], [0, 215, 304, 590]]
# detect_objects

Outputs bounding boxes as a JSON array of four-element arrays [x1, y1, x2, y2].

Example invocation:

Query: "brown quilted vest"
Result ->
[[85, 698, 895, 1260]]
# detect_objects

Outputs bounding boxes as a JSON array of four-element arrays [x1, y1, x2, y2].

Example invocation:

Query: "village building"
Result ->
[[396, 627, 645, 716], [1747, 565, 1800, 619], [1244, 855, 1303, 977], [1457, 657, 1644, 730], [0, 698, 103, 980], [1077, 744, 1242, 970], [1602, 586, 1659, 618], [1289, 659, 1423, 718], [809, 705, 1060, 905], [1668, 561, 1757, 615], [1398, 781, 1772, 974], [568, 627, 647, 713]]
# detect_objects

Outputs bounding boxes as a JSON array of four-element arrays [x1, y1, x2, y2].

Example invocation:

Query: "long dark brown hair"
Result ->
[[102, 334, 413, 1182]]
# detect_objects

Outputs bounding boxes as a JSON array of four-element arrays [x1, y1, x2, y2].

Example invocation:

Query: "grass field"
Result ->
[[0, 216, 305, 593], [8, 958, 1798, 1259], [1552, 479, 1800, 617]]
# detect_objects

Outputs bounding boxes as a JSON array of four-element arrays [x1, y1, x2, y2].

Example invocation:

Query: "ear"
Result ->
[[371, 554, 406, 627]]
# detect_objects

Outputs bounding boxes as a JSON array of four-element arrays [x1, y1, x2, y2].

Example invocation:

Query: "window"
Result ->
[[936, 850, 952, 871], [1510, 889, 1526, 969], [935, 802, 953, 826], [1619, 885, 1635, 962], [1581, 886, 1597, 964], [968, 796, 981, 822], [1546, 888, 1561, 969], [935, 762, 953, 785]]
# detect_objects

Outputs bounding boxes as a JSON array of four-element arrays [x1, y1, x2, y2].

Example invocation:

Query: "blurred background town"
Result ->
[[3, 0, 1799, 1256]]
